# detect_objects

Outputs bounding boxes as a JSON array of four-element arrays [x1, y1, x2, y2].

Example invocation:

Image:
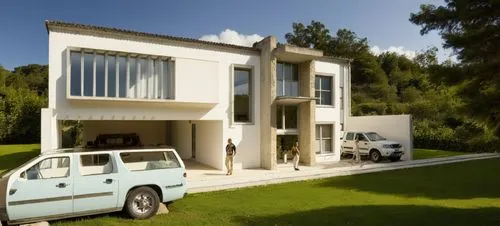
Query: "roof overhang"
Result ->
[[274, 96, 317, 105], [274, 44, 323, 63]]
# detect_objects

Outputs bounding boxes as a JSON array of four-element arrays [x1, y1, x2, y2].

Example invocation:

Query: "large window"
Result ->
[[69, 50, 174, 100], [315, 75, 333, 105], [315, 125, 333, 154], [234, 67, 252, 123], [277, 105, 298, 131], [277, 62, 299, 96]]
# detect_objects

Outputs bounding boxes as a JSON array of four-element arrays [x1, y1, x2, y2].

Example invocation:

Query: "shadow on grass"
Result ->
[[233, 205, 500, 226], [317, 158, 500, 199], [0, 148, 39, 172]]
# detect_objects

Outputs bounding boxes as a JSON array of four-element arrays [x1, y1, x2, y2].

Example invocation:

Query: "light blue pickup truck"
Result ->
[[0, 148, 187, 225]]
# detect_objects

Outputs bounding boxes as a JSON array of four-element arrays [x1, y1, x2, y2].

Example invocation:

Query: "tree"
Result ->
[[410, 0, 500, 136]]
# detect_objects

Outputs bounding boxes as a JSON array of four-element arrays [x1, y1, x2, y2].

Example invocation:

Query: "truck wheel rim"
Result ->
[[132, 192, 153, 214]]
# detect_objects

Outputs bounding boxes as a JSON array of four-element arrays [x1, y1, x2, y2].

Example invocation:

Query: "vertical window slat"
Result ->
[[105, 53, 108, 97], [80, 50, 84, 96], [93, 52, 96, 97]]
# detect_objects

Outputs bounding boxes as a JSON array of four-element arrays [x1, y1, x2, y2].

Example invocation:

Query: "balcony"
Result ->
[[65, 48, 217, 108]]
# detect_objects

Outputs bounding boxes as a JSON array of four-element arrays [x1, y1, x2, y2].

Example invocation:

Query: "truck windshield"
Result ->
[[365, 132, 386, 141]]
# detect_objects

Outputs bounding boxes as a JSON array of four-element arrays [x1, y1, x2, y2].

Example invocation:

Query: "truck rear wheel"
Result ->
[[125, 186, 160, 219]]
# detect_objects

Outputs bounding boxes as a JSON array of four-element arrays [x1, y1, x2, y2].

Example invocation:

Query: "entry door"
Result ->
[[191, 124, 196, 159], [73, 153, 119, 213], [7, 155, 73, 221]]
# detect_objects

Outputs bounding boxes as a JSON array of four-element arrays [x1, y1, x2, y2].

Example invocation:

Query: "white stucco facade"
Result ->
[[41, 21, 352, 170]]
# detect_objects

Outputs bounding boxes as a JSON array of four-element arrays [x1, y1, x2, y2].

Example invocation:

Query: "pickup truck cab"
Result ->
[[0, 147, 187, 225], [341, 131, 404, 162]]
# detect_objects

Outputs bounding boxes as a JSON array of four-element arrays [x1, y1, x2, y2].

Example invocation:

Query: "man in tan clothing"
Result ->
[[225, 138, 236, 175], [291, 141, 300, 171]]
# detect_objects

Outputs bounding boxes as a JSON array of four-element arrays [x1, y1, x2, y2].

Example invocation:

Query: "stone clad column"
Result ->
[[255, 37, 278, 170], [298, 60, 316, 166]]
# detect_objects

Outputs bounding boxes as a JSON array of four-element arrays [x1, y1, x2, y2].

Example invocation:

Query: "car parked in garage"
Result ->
[[0, 147, 187, 225], [341, 131, 404, 162]]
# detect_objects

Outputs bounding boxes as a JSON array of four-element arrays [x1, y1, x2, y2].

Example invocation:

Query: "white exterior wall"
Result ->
[[314, 60, 344, 162], [47, 31, 261, 169], [346, 115, 413, 160], [171, 121, 192, 160], [195, 121, 224, 170]]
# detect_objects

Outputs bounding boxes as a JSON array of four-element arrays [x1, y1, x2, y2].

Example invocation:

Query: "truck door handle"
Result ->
[[104, 179, 113, 184], [56, 183, 68, 188], [364, 143, 367, 145]]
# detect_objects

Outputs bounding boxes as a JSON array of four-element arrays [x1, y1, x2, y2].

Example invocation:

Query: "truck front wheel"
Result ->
[[370, 150, 382, 162]]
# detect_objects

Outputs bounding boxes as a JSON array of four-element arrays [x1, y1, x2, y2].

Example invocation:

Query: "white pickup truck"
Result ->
[[341, 131, 404, 162]]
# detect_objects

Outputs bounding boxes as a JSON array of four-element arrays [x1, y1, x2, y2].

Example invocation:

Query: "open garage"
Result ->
[[80, 120, 224, 170]]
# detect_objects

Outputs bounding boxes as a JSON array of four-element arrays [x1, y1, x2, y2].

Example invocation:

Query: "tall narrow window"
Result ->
[[95, 54, 105, 97], [139, 58, 148, 99], [316, 124, 333, 154], [162, 60, 170, 99], [277, 62, 299, 96], [118, 56, 127, 98], [107, 55, 117, 97], [315, 75, 333, 105], [70, 52, 81, 96], [340, 87, 344, 109], [234, 68, 252, 123], [83, 53, 94, 97], [128, 57, 137, 98]]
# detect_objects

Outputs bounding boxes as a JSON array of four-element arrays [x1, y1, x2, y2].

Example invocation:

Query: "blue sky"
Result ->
[[0, 0, 448, 70]]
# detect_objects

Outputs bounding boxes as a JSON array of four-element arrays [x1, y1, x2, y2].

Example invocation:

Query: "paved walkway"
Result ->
[[186, 153, 500, 193]]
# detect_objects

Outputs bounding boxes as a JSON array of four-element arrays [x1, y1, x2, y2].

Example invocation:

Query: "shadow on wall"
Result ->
[[232, 205, 500, 226], [317, 158, 500, 200]]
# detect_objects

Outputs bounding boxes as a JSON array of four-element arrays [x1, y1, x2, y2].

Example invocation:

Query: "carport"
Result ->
[[80, 120, 224, 170]]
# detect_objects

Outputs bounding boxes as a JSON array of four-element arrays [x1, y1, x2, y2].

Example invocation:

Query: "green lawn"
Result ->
[[2, 145, 499, 225], [0, 144, 40, 174], [413, 148, 467, 160]]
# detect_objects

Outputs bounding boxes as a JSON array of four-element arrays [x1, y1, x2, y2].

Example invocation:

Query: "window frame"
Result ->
[[315, 124, 334, 154], [79, 153, 114, 176], [276, 62, 300, 97], [66, 47, 175, 102], [231, 64, 255, 126], [23, 156, 71, 180], [315, 74, 335, 107]]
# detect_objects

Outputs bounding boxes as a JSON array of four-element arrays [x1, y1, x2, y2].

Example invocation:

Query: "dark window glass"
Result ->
[[277, 62, 299, 96], [119, 56, 127, 98], [346, 133, 354, 140], [162, 60, 170, 99], [107, 55, 117, 97], [315, 75, 333, 105], [234, 68, 251, 123], [96, 54, 105, 97], [277, 105, 283, 129], [83, 53, 94, 96], [70, 52, 81, 96], [284, 106, 298, 129]]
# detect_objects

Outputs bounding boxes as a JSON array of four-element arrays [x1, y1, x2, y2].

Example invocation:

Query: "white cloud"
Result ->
[[370, 45, 417, 59], [199, 29, 264, 47]]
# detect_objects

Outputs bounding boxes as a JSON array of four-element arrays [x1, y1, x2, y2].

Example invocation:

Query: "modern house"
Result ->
[[41, 21, 353, 171]]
